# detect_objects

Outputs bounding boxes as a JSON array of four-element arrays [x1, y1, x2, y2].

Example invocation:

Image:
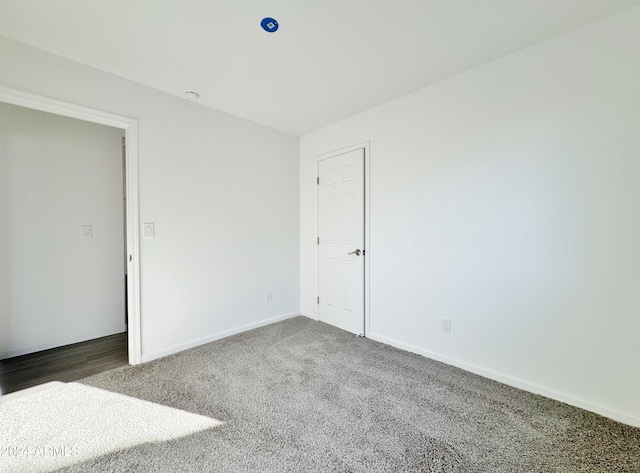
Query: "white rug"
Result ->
[[0, 382, 222, 473]]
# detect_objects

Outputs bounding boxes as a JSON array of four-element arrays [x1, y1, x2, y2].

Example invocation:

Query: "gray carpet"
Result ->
[[59, 317, 638, 472], [1, 382, 220, 472]]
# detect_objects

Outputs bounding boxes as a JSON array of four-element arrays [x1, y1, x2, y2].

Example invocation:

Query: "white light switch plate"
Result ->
[[143, 223, 155, 238], [81, 225, 92, 238]]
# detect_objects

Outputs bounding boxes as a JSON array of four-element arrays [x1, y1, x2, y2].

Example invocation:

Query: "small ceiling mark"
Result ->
[[184, 90, 200, 101], [261, 17, 279, 33]]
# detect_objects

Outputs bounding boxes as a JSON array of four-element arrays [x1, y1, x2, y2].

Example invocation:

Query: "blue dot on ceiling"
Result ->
[[261, 17, 279, 33]]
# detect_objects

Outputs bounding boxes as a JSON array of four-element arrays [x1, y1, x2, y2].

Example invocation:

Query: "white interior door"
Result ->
[[318, 148, 365, 335]]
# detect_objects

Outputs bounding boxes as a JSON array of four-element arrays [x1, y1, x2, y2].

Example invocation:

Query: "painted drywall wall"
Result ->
[[301, 6, 640, 425], [0, 103, 125, 357], [0, 110, 8, 352], [0, 36, 300, 361]]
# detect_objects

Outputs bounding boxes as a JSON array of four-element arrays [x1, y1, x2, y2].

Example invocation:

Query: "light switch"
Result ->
[[143, 223, 155, 238], [81, 225, 92, 238]]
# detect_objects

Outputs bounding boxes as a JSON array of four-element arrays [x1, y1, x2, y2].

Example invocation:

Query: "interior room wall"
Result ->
[[0, 103, 125, 358], [0, 110, 8, 352], [300, 6, 640, 425], [0, 36, 300, 362]]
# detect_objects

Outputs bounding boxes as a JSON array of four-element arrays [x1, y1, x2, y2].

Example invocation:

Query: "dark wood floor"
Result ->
[[0, 332, 128, 396]]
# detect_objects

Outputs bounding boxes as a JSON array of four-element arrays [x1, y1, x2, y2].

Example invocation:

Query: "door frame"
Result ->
[[315, 142, 371, 337], [0, 86, 142, 365]]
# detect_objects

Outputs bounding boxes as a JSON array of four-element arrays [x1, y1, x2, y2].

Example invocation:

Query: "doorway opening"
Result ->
[[0, 86, 141, 373]]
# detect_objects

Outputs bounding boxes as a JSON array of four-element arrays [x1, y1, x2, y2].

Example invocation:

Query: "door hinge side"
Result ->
[[317, 176, 319, 185], [317, 296, 320, 304], [317, 237, 319, 245]]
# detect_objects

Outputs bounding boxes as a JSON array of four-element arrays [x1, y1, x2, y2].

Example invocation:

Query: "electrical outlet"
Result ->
[[441, 317, 451, 333], [264, 291, 272, 303]]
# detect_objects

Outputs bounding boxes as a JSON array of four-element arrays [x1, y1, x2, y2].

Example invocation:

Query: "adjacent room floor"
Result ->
[[0, 332, 128, 396], [54, 317, 640, 472]]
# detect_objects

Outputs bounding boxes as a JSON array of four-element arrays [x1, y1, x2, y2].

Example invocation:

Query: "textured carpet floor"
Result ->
[[61, 317, 639, 472], [0, 383, 220, 473]]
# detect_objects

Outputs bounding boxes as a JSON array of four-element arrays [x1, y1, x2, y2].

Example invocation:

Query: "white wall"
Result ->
[[0, 109, 8, 353], [0, 103, 125, 357], [301, 7, 640, 426], [0, 36, 300, 361]]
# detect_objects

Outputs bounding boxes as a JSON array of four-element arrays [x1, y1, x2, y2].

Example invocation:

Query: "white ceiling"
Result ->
[[0, 0, 638, 135]]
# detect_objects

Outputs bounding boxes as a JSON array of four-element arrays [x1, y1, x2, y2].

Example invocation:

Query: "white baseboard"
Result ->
[[299, 311, 318, 321], [369, 332, 640, 428], [140, 312, 301, 363], [0, 324, 127, 360]]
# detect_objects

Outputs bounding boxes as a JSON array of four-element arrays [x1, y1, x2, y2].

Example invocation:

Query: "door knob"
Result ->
[[348, 249, 361, 256]]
